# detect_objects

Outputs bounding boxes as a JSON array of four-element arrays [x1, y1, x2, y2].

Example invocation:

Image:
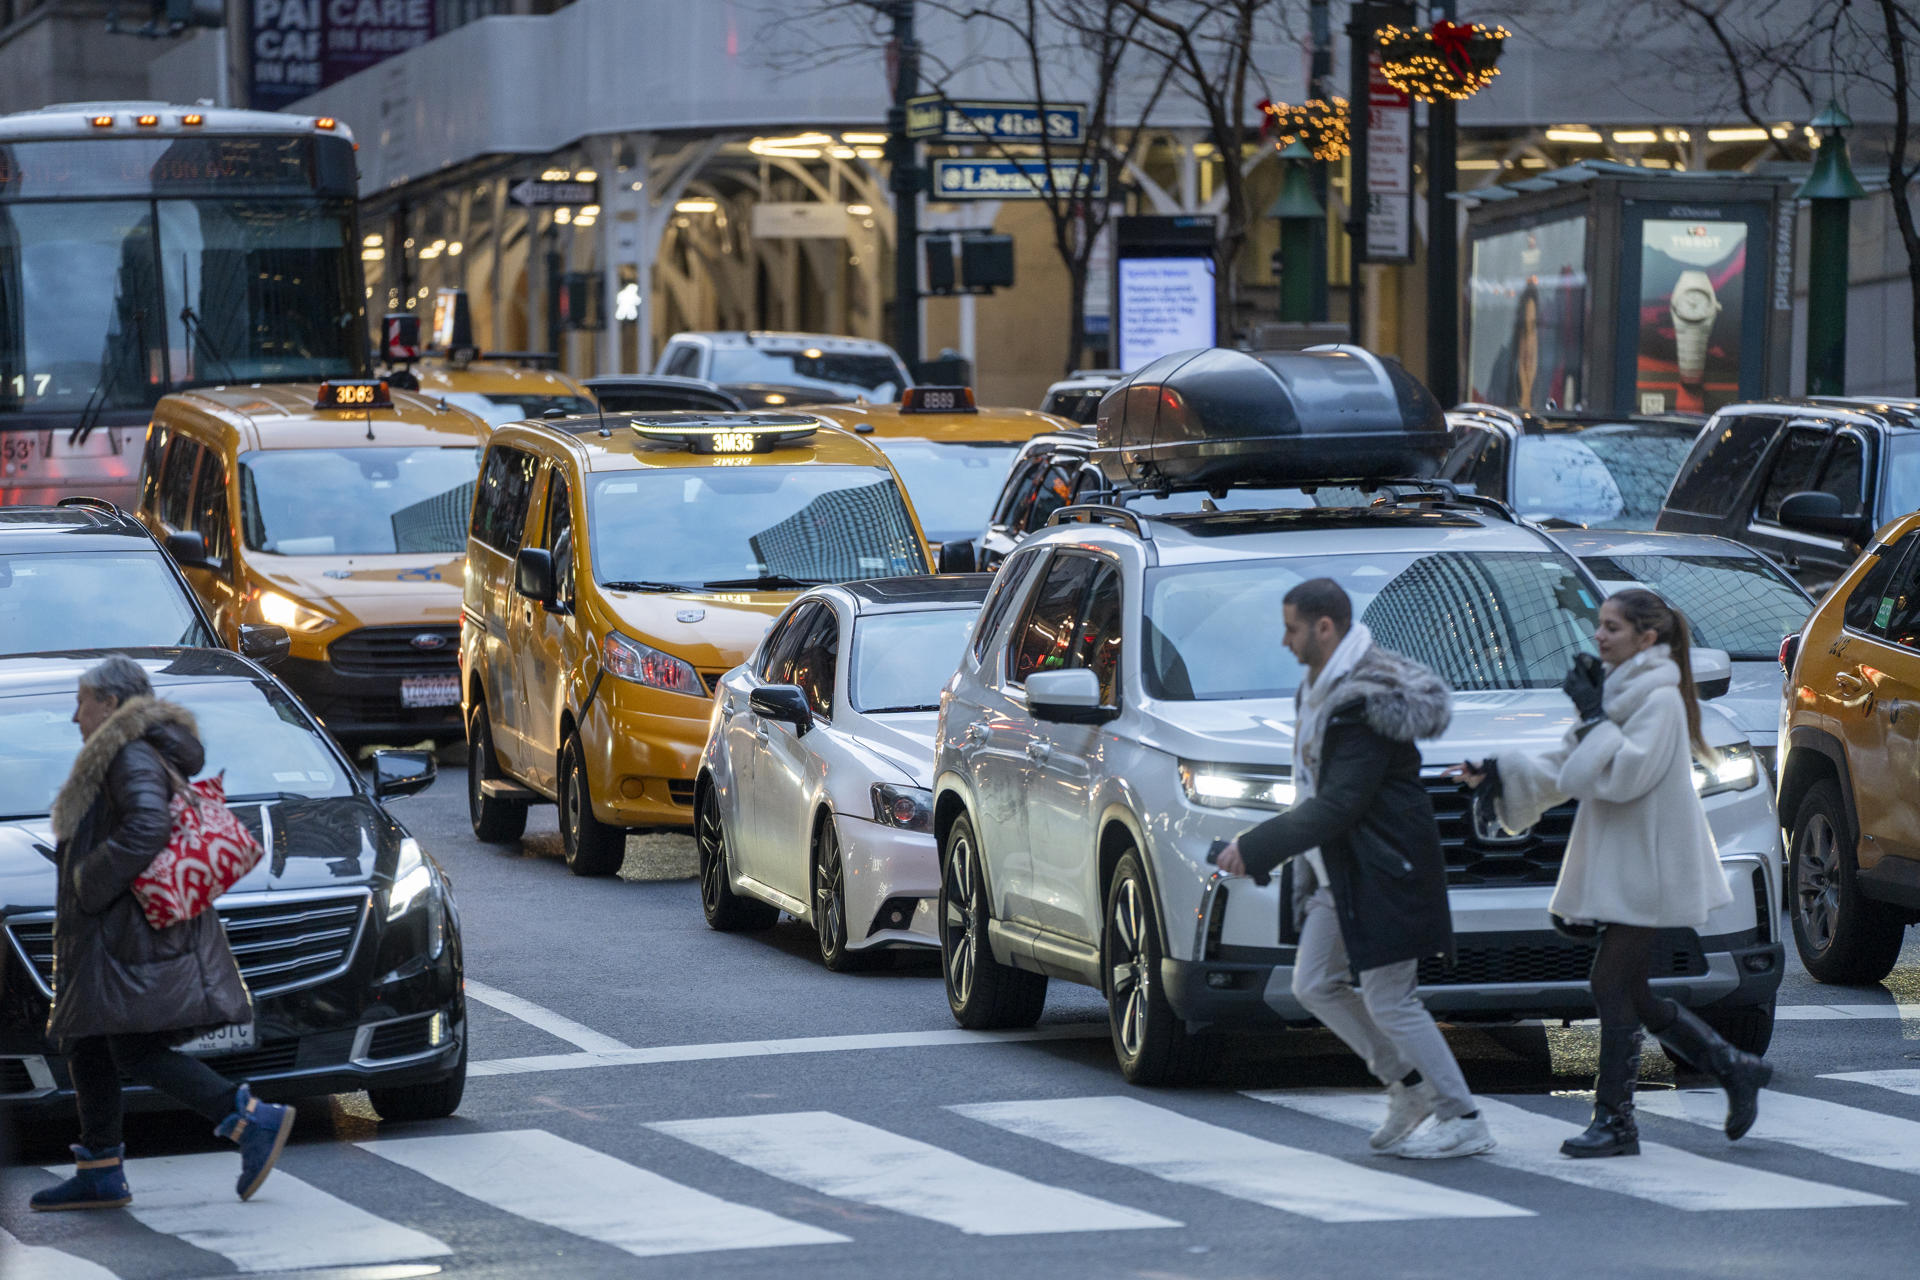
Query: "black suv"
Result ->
[[0, 499, 285, 662], [0, 648, 466, 1122], [1440, 405, 1706, 529], [1656, 397, 1920, 593]]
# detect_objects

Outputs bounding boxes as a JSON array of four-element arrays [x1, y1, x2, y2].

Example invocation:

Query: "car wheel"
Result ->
[[1790, 779, 1905, 984], [1104, 851, 1209, 1086], [1698, 1002, 1776, 1057], [467, 701, 527, 844], [939, 813, 1045, 1029], [697, 781, 778, 931], [559, 732, 626, 877], [813, 817, 869, 972], [367, 1035, 467, 1123]]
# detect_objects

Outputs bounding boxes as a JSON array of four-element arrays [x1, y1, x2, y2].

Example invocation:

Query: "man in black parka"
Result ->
[[1217, 579, 1493, 1160]]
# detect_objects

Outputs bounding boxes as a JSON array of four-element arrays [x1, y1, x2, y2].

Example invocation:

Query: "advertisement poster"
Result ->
[[1364, 50, 1414, 263], [251, 0, 436, 111], [1633, 218, 1747, 414], [1117, 258, 1216, 372], [1466, 217, 1588, 409]]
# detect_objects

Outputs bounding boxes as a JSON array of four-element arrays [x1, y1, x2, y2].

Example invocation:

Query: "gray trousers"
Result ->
[[1291, 888, 1476, 1121]]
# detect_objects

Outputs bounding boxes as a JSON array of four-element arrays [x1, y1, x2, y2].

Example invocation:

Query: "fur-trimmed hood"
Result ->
[[1329, 646, 1454, 743], [51, 697, 202, 842]]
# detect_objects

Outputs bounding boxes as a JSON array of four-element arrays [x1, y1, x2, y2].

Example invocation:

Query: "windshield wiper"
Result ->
[[700, 574, 828, 590], [864, 704, 941, 713], [600, 580, 698, 593], [225, 791, 320, 805]]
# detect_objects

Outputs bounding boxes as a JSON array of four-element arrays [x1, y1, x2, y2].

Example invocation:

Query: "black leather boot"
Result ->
[[1561, 1026, 1642, 1158], [1656, 1005, 1772, 1141]]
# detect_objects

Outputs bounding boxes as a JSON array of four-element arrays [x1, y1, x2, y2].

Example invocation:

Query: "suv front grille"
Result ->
[[330, 626, 460, 675], [5, 890, 369, 1001], [1426, 776, 1579, 887], [0, 1058, 36, 1094], [1419, 934, 1707, 985]]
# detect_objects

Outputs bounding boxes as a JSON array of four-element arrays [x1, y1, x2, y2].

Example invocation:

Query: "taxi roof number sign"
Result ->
[[900, 386, 976, 414], [629, 413, 819, 455], [314, 378, 392, 411], [1092, 346, 1448, 492]]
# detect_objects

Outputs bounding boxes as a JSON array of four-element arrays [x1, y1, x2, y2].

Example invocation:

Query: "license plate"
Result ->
[[400, 675, 460, 708], [179, 1022, 255, 1056]]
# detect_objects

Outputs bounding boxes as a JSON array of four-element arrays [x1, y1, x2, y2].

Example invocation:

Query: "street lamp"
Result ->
[[1797, 101, 1866, 396], [1268, 139, 1325, 323]]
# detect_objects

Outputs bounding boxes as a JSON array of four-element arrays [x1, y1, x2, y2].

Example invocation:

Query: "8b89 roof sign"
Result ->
[[1093, 346, 1448, 491]]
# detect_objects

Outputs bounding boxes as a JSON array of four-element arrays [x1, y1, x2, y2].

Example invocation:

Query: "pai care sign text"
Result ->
[[251, 1, 435, 109]]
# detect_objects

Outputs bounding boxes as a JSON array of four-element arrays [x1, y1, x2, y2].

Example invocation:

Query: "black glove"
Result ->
[[1563, 653, 1605, 722], [1464, 758, 1502, 800]]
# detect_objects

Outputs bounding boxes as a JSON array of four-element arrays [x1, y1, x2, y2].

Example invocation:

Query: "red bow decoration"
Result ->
[[1429, 20, 1476, 80]]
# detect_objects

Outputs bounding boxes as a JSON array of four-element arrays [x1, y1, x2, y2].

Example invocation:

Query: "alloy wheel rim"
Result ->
[[943, 835, 976, 1005], [1108, 878, 1148, 1058], [697, 793, 725, 912], [1797, 815, 1841, 953], [468, 719, 486, 817], [564, 757, 583, 854], [816, 825, 846, 957]]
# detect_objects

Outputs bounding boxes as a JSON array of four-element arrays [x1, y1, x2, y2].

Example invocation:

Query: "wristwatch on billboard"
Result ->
[[1669, 270, 1721, 383]]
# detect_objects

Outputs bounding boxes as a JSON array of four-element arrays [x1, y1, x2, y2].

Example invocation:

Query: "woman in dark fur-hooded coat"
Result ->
[[48, 676, 251, 1048]]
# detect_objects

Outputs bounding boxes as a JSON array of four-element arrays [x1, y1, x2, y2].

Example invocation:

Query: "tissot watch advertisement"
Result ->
[[1466, 216, 1588, 409], [1632, 217, 1747, 414]]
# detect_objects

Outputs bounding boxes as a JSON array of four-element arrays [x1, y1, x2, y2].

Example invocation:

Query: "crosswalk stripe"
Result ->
[[1639, 1088, 1920, 1174], [360, 1129, 846, 1257], [0, 1228, 120, 1280], [1820, 1069, 1920, 1098], [42, 1153, 451, 1272], [651, 1111, 1179, 1235], [954, 1095, 1530, 1223], [1249, 1091, 1900, 1211]]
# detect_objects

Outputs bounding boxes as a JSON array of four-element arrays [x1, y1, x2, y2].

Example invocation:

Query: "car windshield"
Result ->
[[707, 348, 906, 399], [438, 391, 595, 427], [1886, 434, 1920, 518], [1512, 426, 1698, 528], [1041, 389, 1108, 424], [851, 607, 981, 712], [239, 447, 481, 555], [0, 551, 214, 653], [0, 677, 351, 820], [872, 440, 1024, 544], [1144, 550, 1600, 701], [588, 465, 928, 588], [1581, 552, 1811, 660]]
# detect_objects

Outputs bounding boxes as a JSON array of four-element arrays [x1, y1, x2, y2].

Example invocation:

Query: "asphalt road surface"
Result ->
[[8, 764, 1920, 1280]]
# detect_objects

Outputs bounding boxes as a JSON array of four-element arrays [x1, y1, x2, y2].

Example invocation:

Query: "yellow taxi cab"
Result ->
[[1777, 506, 1920, 985], [134, 378, 492, 744], [805, 387, 1075, 569], [410, 357, 597, 428], [460, 410, 934, 874]]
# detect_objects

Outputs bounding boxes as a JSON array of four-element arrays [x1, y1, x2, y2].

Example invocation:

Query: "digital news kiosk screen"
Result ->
[[1117, 257, 1217, 372]]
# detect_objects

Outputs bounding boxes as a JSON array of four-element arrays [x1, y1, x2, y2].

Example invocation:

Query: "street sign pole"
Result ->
[[1427, 0, 1460, 406], [888, 0, 922, 374]]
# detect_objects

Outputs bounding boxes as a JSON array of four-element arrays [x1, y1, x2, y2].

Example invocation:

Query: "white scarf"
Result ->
[[1292, 620, 1374, 885]]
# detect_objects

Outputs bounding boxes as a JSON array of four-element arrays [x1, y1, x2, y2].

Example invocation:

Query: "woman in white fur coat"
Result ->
[[1454, 589, 1771, 1159]]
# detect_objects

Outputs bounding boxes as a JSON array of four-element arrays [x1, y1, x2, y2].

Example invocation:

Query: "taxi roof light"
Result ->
[[628, 413, 818, 455], [315, 378, 394, 411], [900, 385, 977, 414], [135, 114, 159, 127]]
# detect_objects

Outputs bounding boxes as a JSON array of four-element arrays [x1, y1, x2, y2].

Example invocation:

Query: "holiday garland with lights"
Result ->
[[1258, 96, 1351, 161], [1377, 20, 1510, 102]]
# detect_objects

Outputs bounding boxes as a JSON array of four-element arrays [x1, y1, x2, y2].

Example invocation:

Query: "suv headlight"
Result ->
[[386, 837, 444, 958], [871, 782, 932, 831], [1694, 743, 1760, 796], [603, 631, 705, 697], [1179, 762, 1296, 811], [255, 589, 332, 633]]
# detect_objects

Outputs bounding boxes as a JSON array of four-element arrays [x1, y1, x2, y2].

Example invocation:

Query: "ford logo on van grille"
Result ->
[[410, 633, 449, 652]]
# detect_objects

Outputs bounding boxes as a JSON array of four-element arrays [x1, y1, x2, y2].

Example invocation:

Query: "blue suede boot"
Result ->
[[30, 1144, 131, 1211], [214, 1084, 295, 1201]]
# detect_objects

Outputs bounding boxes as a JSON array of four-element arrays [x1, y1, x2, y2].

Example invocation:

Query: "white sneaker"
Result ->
[[1392, 1112, 1496, 1160], [1370, 1080, 1437, 1152]]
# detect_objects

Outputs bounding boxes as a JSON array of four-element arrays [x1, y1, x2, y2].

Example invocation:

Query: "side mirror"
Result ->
[[1776, 490, 1869, 542], [749, 683, 813, 735], [238, 623, 290, 667], [372, 748, 437, 800], [1026, 667, 1116, 724], [1691, 646, 1732, 700], [165, 530, 209, 568], [514, 547, 555, 605], [937, 539, 978, 574]]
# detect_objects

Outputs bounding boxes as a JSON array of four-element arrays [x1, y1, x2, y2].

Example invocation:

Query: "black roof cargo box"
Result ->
[[1092, 346, 1447, 491]]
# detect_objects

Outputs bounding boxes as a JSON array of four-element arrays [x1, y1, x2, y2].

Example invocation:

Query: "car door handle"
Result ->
[[1834, 672, 1866, 695], [1026, 741, 1052, 762], [754, 721, 770, 740], [961, 723, 986, 744]]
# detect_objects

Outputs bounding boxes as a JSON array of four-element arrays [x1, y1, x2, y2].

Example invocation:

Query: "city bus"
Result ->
[[0, 102, 369, 507]]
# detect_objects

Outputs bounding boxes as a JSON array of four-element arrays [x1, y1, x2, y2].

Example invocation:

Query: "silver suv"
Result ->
[[932, 500, 1785, 1083]]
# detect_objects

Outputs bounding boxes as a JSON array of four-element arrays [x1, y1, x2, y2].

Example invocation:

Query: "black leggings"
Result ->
[[68, 1032, 237, 1151], [1588, 924, 1680, 1033]]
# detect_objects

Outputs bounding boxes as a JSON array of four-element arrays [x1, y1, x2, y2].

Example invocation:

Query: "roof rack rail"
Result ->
[[1450, 401, 1525, 427], [1370, 479, 1524, 525], [1045, 504, 1152, 540], [55, 495, 122, 515]]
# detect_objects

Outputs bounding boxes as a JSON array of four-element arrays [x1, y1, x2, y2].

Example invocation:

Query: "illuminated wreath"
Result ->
[[1377, 20, 1510, 102], [1259, 96, 1351, 162]]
